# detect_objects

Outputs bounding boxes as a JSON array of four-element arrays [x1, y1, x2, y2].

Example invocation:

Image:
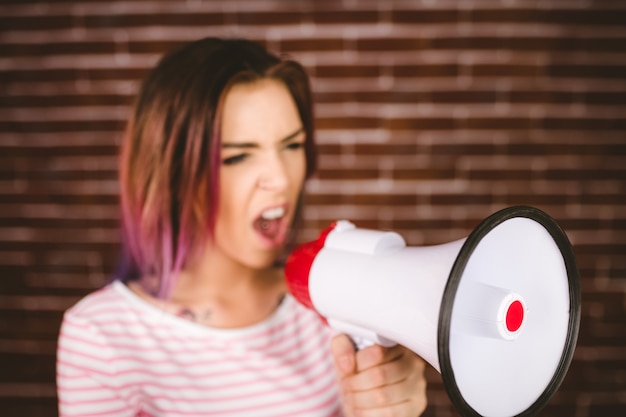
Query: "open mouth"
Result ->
[[254, 206, 287, 244]]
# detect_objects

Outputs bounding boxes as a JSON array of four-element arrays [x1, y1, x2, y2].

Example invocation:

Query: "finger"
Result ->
[[346, 353, 411, 391], [355, 343, 405, 372], [330, 333, 357, 376], [350, 366, 428, 416], [350, 380, 409, 409]]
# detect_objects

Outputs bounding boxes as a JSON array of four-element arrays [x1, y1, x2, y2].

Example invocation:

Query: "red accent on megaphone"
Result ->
[[506, 300, 524, 332], [285, 222, 337, 312]]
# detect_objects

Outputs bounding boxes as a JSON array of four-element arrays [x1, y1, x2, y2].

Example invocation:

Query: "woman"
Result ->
[[57, 37, 427, 417]]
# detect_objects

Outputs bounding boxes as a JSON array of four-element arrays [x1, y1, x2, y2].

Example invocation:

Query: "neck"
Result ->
[[152, 244, 286, 328], [175, 246, 277, 301]]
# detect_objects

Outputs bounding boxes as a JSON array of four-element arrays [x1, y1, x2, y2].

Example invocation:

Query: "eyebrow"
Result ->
[[221, 127, 304, 149]]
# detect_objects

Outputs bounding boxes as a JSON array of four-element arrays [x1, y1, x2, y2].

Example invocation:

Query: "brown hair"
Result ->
[[118, 38, 316, 297]]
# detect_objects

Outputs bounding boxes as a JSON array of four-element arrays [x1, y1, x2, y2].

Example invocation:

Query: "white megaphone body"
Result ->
[[285, 206, 580, 417]]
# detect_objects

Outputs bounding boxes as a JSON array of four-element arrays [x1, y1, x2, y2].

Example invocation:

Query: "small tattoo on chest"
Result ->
[[177, 307, 211, 323]]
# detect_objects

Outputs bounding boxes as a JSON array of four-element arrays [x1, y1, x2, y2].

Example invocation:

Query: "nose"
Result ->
[[258, 152, 289, 191]]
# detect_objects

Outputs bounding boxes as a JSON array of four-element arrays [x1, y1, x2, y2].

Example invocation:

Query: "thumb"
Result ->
[[331, 334, 356, 376]]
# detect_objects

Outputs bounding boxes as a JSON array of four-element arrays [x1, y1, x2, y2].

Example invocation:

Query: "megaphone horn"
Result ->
[[285, 206, 580, 417]]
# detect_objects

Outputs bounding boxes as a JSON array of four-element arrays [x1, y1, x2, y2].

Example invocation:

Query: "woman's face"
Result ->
[[213, 78, 307, 270]]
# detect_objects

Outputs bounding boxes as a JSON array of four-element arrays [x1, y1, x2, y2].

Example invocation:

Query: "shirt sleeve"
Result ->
[[57, 310, 138, 417]]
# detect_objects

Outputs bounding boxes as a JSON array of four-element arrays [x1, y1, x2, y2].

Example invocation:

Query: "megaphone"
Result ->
[[285, 206, 580, 417]]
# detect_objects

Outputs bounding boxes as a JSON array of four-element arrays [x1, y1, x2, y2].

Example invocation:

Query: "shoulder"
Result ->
[[62, 281, 129, 326], [57, 284, 127, 378], [59, 282, 125, 340], [59, 280, 147, 353], [58, 280, 163, 374]]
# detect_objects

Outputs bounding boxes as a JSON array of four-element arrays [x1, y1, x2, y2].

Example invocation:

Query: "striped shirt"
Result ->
[[57, 281, 343, 416]]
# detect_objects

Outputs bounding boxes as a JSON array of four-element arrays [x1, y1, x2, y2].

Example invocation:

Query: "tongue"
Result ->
[[255, 217, 281, 240]]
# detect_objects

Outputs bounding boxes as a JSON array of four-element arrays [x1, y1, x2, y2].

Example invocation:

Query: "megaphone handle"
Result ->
[[352, 335, 383, 350], [327, 318, 396, 349]]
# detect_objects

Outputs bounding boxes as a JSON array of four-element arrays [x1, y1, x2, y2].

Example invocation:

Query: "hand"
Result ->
[[331, 334, 427, 417]]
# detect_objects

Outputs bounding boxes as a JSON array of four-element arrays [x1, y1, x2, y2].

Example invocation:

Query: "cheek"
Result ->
[[214, 186, 245, 253], [289, 153, 307, 189], [218, 170, 256, 218], [216, 175, 240, 226]]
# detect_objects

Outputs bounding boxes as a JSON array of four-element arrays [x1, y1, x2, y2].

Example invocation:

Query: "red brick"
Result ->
[[0, 94, 133, 107], [311, 10, 378, 24], [548, 63, 626, 79], [0, 41, 117, 56], [393, 64, 460, 78], [83, 12, 224, 28], [235, 11, 303, 25], [314, 64, 381, 78], [390, 10, 458, 24], [0, 15, 74, 31], [1, 1, 625, 415], [0, 120, 125, 133], [281, 38, 344, 52]]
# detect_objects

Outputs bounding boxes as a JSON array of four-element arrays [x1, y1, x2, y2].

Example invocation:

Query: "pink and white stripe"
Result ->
[[57, 281, 343, 416]]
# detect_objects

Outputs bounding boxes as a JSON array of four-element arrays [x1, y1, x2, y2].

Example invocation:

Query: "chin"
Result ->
[[239, 252, 280, 271]]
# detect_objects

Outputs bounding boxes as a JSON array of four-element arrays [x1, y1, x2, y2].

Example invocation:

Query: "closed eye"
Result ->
[[222, 153, 249, 165], [285, 141, 305, 151]]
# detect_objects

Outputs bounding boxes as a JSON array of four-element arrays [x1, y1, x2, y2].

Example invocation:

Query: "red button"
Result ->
[[505, 300, 524, 332]]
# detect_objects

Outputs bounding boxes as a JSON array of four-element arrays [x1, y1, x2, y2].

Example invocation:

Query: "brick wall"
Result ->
[[1, 1, 625, 416]]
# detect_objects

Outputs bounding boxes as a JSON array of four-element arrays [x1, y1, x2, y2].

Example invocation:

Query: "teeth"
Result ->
[[261, 207, 285, 220]]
